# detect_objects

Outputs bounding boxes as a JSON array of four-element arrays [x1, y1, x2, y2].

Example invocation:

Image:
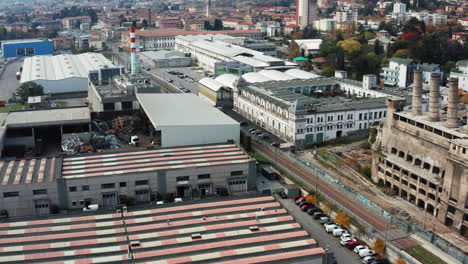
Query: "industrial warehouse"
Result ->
[[20, 53, 123, 94], [0, 143, 255, 218], [0, 195, 329, 264]]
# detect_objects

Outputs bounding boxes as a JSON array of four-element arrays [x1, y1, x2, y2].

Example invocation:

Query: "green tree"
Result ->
[[394, 49, 410, 58], [374, 39, 383, 55], [288, 40, 300, 61], [15, 82, 44, 103], [204, 20, 213, 30], [321, 66, 335, 77], [213, 19, 223, 30], [337, 38, 363, 59], [443, 61, 456, 73]]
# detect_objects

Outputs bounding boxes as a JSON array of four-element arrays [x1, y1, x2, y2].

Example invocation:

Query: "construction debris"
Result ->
[[91, 132, 121, 149], [62, 136, 84, 152]]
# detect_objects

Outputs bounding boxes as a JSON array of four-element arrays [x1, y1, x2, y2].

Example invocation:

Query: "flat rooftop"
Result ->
[[62, 143, 251, 179], [1, 38, 51, 45], [2, 107, 90, 128], [0, 195, 325, 263], [136, 93, 239, 127]]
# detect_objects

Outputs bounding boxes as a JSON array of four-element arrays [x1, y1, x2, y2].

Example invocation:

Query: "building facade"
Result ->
[[1, 38, 53, 58], [450, 60, 468, 92], [296, 0, 318, 28], [372, 74, 467, 237], [0, 143, 255, 217], [62, 16, 92, 30], [380, 58, 442, 87]]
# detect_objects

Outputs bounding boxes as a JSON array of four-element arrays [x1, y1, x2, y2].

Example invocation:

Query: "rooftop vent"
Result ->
[[191, 233, 202, 239], [130, 241, 140, 248], [249, 226, 259, 231]]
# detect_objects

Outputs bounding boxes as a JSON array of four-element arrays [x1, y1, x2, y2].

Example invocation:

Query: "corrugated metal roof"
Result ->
[[258, 69, 297, 81], [215, 74, 239, 89], [20, 53, 121, 83], [199, 77, 226, 92], [0, 157, 59, 185]]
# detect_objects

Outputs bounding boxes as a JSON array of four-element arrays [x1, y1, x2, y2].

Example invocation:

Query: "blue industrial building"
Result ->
[[1, 38, 53, 58]]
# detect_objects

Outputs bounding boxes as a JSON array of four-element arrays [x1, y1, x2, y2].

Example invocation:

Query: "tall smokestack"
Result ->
[[206, 0, 210, 17], [428, 73, 440, 122], [412, 70, 422, 116], [446, 78, 459, 128], [130, 27, 138, 75]]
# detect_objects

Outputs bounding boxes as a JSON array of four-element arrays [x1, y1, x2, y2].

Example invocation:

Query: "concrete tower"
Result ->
[[206, 0, 211, 17], [428, 73, 440, 122], [446, 78, 459, 128], [411, 70, 422, 116]]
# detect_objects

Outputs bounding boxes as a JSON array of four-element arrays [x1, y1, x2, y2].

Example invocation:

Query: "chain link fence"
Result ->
[[251, 137, 466, 263]]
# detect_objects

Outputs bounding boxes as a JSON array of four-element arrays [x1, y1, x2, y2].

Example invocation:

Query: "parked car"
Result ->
[[359, 250, 376, 258], [278, 191, 287, 199], [340, 237, 355, 246], [249, 128, 256, 132], [250, 129, 258, 134], [325, 224, 340, 233], [319, 216, 331, 224], [354, 245, 368, 254], [301, 204, 314, 211], [298, 200, 310, 207], [254, 130, 262, 135], [240, 121, 248, 126], [313, 212, 326, 219], [321, 219, 334, 225], [271, 142, 280, 147], [362, 256, 375, 264], [346, 241, 361, 250], [259, 133, 269, 139], [295, 197, 306, 205], [293, 195, 303, 201], [332, 228, 347, 237], [307, 208, 322, 215], [340, 233, 352, 241]]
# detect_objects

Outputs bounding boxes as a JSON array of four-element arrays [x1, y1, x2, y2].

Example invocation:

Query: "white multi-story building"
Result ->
[[296, 0, 318, 28], [201, 69, 408, 148], [313, 19, 337, 32], [255, 21, 282, 37], [450, 60, 468, 92], [388, 9, 447, 26], [393, 2, 406, 14], [335, 10, 358, 23], [380, 58, 442, 87]]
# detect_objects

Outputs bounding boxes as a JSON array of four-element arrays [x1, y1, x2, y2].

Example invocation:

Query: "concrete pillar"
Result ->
[[412, 70, 422, 116], [445, 78, 459, 128], [428, 73, 440, 122]]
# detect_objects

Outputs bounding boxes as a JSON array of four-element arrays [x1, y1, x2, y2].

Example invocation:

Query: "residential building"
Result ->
[[52, 36, 75, 51], [313, 19, 336, 32], [393, 2, 406, 14], [295, 39, 322, 57], [372, 72, 467, 237], [380, 58, 442, 87], [296, 0, 318, 28], [242, 39, 278, 57], [450, 60, 468, 92], [255, 21, 282, 37], [62, 16, 92, 30], [335, 9, 358, 23]]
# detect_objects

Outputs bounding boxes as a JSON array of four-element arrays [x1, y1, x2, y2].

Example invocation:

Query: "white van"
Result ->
[[359, 249, 376, 258], [332, 228, 346, 236], [83, 204, 99, 212], [325, 224, 339, 233]]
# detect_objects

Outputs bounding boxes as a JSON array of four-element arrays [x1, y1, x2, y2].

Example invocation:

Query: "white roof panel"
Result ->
[[241, 72, 273, 83], [285, 69, 321, 79], [199, 78, 225, 92], [258, 70, 297, 81], [215, 74, 239, 89]]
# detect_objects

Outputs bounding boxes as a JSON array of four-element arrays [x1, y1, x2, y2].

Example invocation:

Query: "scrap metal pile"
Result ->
[[61, 115, 142, 153]]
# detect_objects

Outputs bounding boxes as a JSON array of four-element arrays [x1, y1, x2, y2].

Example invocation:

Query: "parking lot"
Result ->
[[149, 67, 207, 95], [276, 195, 363, 264]]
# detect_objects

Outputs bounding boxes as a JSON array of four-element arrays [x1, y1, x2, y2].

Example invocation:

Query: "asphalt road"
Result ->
[[276, 195, 361, 264], [0, 59, 23, 100], [149, 67, 205, 95]]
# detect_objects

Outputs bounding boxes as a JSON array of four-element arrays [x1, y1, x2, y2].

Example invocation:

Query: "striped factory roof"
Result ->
[[0, 195, 326, 263], [62, 144, 251, 179], [0, 157, 59, 186]]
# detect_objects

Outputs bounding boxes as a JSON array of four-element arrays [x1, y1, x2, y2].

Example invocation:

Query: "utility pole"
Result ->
[[383, 221, 389, 258], [313, 149, 318, 193]]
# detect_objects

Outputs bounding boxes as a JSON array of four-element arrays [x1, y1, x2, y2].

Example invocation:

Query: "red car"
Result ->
[[294, 195, 304, 201], [271, 142, 280, 147], [301, 204, 314, 211], [346, 241, 360, 249], [295, 197, 306, 205]]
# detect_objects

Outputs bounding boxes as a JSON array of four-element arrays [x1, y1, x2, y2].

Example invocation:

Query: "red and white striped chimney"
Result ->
[[130, 27, 138, 75]]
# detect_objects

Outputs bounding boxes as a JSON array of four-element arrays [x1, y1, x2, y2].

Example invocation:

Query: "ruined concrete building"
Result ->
[[372, 71, 468, 237]]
